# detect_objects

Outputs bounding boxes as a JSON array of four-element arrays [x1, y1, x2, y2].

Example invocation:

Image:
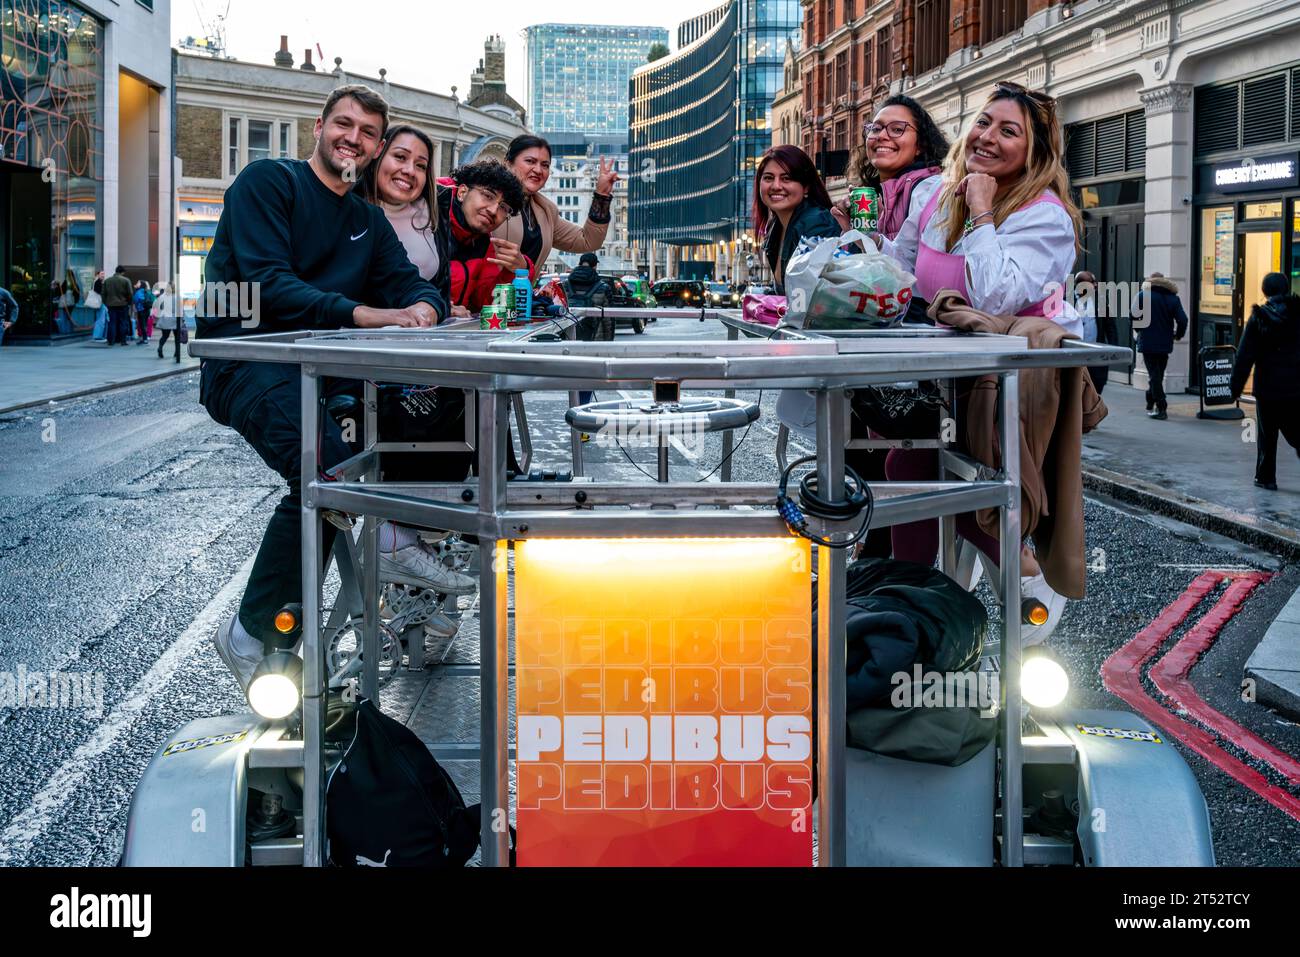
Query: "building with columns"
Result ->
[[173, 36, 525, 315], [789, 0, 1300, 396]]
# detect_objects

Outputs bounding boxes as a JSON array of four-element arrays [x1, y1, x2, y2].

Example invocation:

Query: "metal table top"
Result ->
[[188, 307, 1134, 390]]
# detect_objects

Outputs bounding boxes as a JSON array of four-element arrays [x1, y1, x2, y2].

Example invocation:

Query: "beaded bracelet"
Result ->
[[963, 210, 995, 236]]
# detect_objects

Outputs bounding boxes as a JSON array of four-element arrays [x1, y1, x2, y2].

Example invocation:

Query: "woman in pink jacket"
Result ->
[[834, 96, 949, 560]]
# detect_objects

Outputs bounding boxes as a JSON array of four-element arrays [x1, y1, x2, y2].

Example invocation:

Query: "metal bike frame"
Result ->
[[191, 308, 1130, 868]]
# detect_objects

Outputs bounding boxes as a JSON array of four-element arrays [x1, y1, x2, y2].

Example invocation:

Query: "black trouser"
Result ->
[[1254, 400, 1300, 485], [135, 309, 149, 340], [201, 358, 359, 648], [202, 363, 513, 644], [108, 306, 131, 344], [1142, 352, 1169, 412], [158, 328, 182, 358], [844, 413, 893, 561]]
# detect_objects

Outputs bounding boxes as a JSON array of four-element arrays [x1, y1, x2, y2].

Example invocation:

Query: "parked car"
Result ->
[[651, 279, 705, 308], [743, 283, 775, 298]]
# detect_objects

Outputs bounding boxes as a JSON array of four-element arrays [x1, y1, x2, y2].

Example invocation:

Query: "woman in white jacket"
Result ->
[[877, 81, 1083, 643]]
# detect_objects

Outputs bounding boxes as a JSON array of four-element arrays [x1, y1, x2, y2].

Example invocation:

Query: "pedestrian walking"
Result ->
[[1132, 272, 1188, 419], [154, 282, 182, 362], [1074, 270, 1114, 395], [102, 266, 133, 346], [1231, 272, 1300, 490]]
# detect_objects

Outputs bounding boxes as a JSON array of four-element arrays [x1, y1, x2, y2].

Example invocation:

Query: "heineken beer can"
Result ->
[[850, 186, 880, 232], [491, 283, 516, 318], [480, 305, 508, 330]]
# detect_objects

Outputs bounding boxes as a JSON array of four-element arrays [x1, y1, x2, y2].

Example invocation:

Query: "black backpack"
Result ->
[[325, 695, 483, 867]]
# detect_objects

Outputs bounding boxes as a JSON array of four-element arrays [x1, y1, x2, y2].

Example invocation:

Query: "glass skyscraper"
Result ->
[[628, 0, 800, 279], [526, 23, 668, 138]]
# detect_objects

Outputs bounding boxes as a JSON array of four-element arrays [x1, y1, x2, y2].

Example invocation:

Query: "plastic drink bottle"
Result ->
[[512, 269, 533, 322]]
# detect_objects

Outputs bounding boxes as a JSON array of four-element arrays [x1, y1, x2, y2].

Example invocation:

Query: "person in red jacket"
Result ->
[[433, 161, 529, 315]]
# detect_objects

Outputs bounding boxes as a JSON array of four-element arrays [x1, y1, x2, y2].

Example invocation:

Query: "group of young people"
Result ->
[[197, 84, 616, 689], [752, 83, 1087, 643]]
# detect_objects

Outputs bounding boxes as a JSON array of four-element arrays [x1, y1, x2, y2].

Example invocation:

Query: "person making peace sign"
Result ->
[[494, 134, 618, 279]]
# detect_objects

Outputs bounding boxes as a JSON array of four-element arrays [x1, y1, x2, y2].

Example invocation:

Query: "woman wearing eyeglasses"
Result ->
[[494, 134, 617, 279], [834, 95, 949, 244], [836, 97, 950, 560], [876, 82, 1085, 644]]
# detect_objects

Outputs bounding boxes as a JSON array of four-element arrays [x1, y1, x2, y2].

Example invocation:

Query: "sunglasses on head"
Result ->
[[994, 81, 1056, 107]]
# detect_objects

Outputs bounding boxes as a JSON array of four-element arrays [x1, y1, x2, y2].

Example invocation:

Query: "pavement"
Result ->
[[0, 335, 199, 415], [1082, 385, 1300, 556]]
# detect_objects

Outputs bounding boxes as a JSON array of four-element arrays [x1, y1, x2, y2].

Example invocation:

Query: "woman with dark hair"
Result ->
[[495, 133, 617, 278], [753, 145, 839, 293], [834, 94, 949, 243], [359, 124, 446, 293], [834, 98, 949, 562]]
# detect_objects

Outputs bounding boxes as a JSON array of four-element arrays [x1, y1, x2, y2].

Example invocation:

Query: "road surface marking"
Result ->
[[0, 554, 255, 864], [1102, 569, 1300, 822]]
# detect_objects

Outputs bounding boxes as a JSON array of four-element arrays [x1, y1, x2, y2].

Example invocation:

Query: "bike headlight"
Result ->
[[248, 651, 304, 720], [1021, 655, 1069, 709]]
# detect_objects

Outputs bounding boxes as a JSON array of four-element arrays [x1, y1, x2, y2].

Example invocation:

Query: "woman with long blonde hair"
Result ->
[[877, 81, 1082, 333], [876, 81, 1083, 643]]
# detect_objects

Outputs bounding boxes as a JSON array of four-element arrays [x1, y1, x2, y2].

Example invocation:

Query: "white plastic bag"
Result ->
[[784, 230, 916, 329]]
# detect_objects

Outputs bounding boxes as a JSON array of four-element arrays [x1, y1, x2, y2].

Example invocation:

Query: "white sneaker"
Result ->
[[378, 545, 477, 595], [212, 613, 263, 694], [381, 584, 459, 638], [1021, 574, 1067, 646]]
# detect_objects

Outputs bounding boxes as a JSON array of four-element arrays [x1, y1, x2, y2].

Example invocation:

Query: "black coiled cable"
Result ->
[[776, 455, 874, 549]]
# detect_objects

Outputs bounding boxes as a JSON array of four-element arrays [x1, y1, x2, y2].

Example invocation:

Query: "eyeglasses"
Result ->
[[469, 186, 515, 218], [993, 81, 1056, 107], [865, 120, 916, 140]]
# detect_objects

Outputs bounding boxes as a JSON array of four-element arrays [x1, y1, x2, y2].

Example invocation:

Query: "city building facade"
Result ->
[[1, 0, 173, 343], [526, 23, 667, 138], [629, 0, 801, 281], [173, 36, 525, 316], [790, 0, 1300, 395]]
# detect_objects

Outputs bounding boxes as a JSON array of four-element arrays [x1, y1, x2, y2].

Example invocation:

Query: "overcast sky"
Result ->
[[174, 0, 705, 113]]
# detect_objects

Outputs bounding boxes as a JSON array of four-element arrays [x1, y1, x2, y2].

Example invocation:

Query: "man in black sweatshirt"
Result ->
[[198, 84, 469, 691]]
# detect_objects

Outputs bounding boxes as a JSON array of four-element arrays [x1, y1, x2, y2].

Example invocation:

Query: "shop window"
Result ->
[[1291, 200, 1300, 294], [1242, 201, 1283, 220], [1198, 206, 1234, 316]]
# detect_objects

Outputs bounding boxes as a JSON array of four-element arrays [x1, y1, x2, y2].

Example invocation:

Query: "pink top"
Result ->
[[913, 187, 1067, 319]]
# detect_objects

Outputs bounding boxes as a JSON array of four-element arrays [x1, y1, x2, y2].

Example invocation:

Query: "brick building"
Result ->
[[787, 0, 1300, 395]]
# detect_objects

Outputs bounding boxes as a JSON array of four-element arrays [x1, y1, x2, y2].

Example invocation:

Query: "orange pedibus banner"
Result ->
[[514, 537, 814, 866]]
